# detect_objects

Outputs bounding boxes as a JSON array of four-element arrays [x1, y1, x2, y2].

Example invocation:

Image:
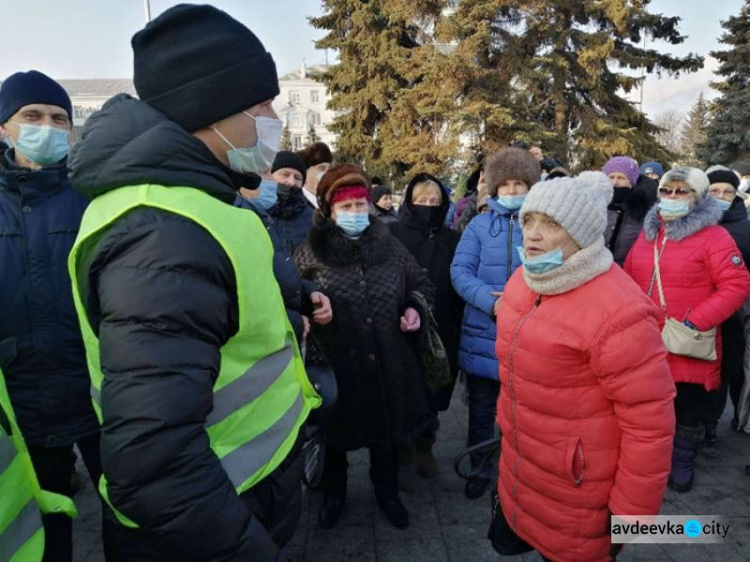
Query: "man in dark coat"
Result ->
[[702, 168, 750, 440], [602, 156, 658, 266], [371, 185, 398, 224], [0, 70, 100, 562], [297, 141, 332, 209], [389, 172, 463, 477], [268, 150, 314, 255], [67, 6, 317, 560]]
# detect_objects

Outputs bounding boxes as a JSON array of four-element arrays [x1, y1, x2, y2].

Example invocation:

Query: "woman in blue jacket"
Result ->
[[450, 147, 541, 499]]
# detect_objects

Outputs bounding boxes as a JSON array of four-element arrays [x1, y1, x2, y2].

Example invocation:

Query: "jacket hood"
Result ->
[[401, 172, 449, 229], [721, 197, 749, 224], [644, 193, 724, 242], [68, 94, 259, 204]]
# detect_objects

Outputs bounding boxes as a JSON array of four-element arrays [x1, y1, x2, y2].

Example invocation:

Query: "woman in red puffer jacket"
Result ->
[[625, 166, 750, 493], [495, 172, 676, 562]]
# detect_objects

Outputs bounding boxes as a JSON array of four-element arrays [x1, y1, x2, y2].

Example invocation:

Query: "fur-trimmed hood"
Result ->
[[308, 216, 392, 267], [644, 194, 724, 241]]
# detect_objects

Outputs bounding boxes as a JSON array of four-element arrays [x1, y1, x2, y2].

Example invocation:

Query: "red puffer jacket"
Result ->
[[625, 198, 750, 391], [496, 266, 675, 562]]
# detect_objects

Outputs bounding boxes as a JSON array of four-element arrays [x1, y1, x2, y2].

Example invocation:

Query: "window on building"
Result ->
[[308, 112, 322, 127], [291, 113, 304, 128], [311, 90, 320, 104], [289, 91, 300, 103], [292, 135, 304, 150]]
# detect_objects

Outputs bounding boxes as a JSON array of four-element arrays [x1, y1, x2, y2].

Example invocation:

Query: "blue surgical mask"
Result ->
[[212, 112, 282, 175], [717, 199, 732, 212], [335, 212, 370, 236], [516, 245, 564, 275], [658, 198, 691, 219], [245, 180, 278, 211], [497, 194, 526, 211], [8, 122, 69, 165]]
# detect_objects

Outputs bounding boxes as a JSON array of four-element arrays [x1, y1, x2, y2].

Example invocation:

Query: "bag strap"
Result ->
[[648, 236, 668, 315]]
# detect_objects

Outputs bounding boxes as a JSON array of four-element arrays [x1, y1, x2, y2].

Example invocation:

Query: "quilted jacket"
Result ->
[[451, 198, 522, 380], [625, 196, 750, 390], [294, 219, 435, 450], [496, 265, 675, 562]]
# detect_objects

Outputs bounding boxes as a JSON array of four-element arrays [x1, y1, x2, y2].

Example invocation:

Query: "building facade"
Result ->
[[274, 62, 337, 151]]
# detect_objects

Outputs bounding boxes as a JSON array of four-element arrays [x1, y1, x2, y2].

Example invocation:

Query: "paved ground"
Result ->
[[72, 391, 750, 561]]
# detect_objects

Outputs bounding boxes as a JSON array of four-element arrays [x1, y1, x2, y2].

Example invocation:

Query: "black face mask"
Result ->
[[411, 204, 443, 226], [612, 186, 631, 205], [274, 183, 308, 217]]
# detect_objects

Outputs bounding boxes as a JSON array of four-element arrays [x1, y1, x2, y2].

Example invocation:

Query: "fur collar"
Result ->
[[523, 238, 613, 296], [309, 217, 392, 267], [643, 195, 723, 242]]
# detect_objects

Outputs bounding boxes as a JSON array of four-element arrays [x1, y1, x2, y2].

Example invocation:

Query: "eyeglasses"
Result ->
[[658, 187, 692, 197]]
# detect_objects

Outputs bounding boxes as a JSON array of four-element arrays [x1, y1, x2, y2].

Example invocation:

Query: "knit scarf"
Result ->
[[523, 238, 613, 296]]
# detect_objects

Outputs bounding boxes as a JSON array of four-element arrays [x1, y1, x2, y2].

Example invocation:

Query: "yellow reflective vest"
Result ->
[[68, 184, 319, 528], [0, 369, 76, 562]]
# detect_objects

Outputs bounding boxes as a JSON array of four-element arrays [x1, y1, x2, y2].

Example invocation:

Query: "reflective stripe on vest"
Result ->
[[68, 184, 320, 525], [0, 370, 76, 562]]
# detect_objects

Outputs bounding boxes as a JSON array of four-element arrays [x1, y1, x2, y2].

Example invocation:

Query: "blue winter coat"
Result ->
[[0, 149, 98, 446], [450, 198, 523, 380]]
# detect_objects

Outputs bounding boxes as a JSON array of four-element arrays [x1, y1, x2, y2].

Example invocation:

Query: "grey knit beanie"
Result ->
[[520, 171, 614, 249]]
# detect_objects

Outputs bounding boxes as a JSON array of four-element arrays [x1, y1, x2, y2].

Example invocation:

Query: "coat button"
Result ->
[[22, 206, 31, 214], [359, 280, 366, 287], [368, 354, 376, 361], [366, 317, 373, 324]]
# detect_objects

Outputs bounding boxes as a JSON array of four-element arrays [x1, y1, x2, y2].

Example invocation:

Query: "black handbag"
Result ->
[[408, 291, 452, 392]]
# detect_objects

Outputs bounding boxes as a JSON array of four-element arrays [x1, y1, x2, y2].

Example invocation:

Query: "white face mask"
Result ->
[[212, 111, 283, 175]]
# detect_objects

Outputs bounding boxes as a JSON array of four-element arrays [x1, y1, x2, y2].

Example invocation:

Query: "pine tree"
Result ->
[[680, 93, 710, 167], [440, 0, 703, 168], [311, 0, 457, 179], [306, 123, 321, 145], [696, 2, 750, 165], [280, 122, 292, 151]]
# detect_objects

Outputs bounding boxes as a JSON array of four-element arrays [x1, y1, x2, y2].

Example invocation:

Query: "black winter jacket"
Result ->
[[0, 150, 98, 447], [234, 197, 318, 343], [719, 196, 750, 403], [388, 174, 463, 411], [68, 94, 300, 561], [605, 174, 657, 266], [267, 185, 314, 257], [294, 220, 435, 450]]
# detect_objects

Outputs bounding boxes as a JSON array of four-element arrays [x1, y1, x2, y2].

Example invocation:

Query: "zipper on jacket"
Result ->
[[508, 294, 541, 529], [506, 215, 515, 282]]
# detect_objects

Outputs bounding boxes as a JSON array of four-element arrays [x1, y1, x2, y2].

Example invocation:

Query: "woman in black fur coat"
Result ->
[[294, 164, 435, 531]]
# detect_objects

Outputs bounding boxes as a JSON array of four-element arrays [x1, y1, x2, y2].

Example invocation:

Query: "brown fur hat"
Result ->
[[483, 148, 542, 196], [317, 163, 371, 217], [297, 141, 333, 168]]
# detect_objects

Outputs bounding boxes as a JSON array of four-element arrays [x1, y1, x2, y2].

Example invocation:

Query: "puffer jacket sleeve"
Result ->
[[687, 228, 750, 330], [90, 213, 280, 561], [451, 219, 496, 315], [590, 303, 676, 516]]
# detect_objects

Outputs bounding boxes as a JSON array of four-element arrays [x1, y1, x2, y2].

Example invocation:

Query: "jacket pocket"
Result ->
[[565, 437, 585, 486]]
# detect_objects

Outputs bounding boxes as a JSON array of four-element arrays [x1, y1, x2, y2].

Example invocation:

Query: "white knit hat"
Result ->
[[520, 171, 614, 249], [659, 166, 709, 199]]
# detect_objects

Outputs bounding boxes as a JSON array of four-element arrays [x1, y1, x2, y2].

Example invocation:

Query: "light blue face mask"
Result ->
[[335, 212, 370, 236], [716, 198, 732, 212], [516, 245, 564, 275], [8, 122, 69, 165], [658, 198, 691, 219], [497, 194, 526, 211], [245, 180, 278, 211], [212, 112, 282, 175]]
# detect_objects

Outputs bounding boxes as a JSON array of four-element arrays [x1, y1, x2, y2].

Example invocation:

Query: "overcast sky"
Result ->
[[0, 0, 743, 118]]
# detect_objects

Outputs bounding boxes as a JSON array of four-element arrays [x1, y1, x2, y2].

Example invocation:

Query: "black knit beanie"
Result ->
[[272, 151, 307, 179], [707, 169, 740, 190], [0, 71, 72, 124], [132, 4, 279, 132], [372, 186, 392, 205]]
